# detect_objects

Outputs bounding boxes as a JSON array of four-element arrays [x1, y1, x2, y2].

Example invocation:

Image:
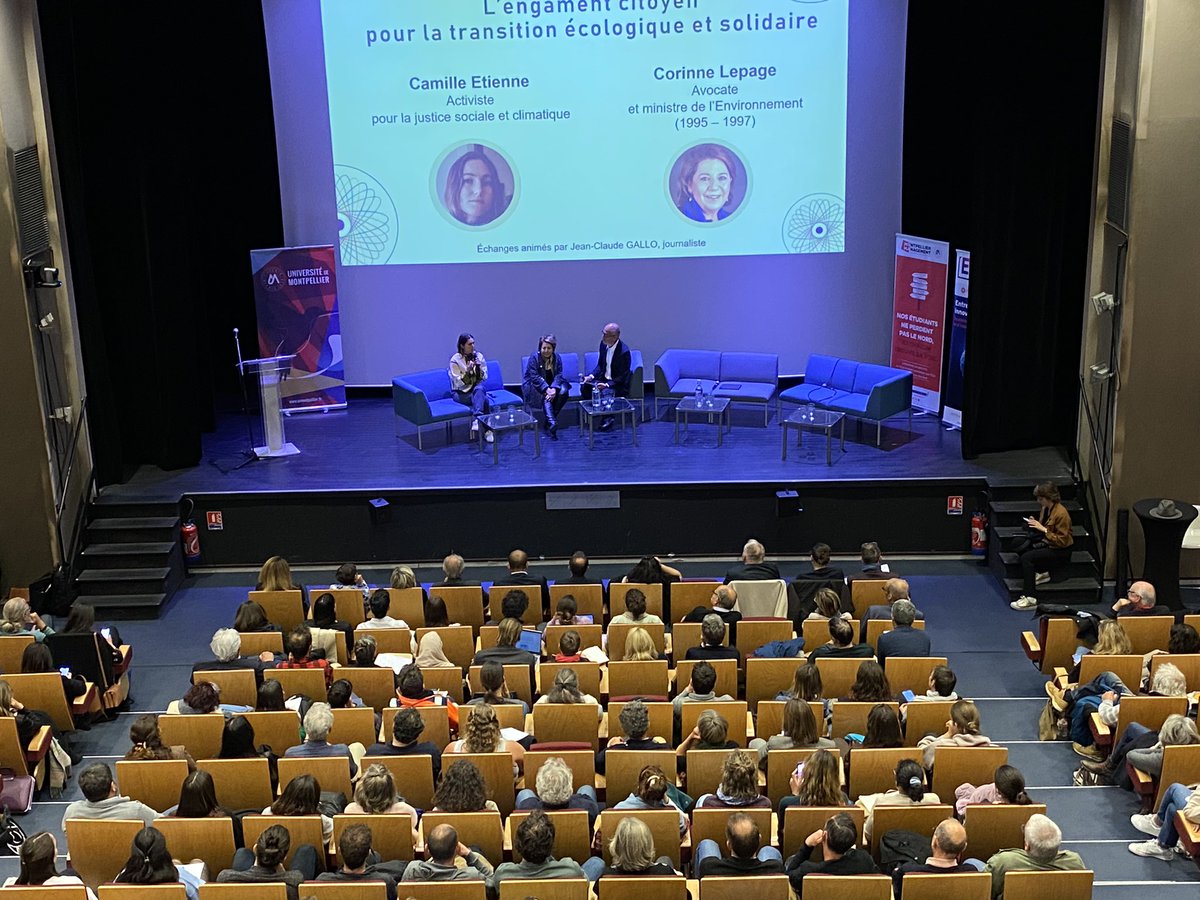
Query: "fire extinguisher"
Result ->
[[181, 499, 201, 562], [971, 511, 988, 556]]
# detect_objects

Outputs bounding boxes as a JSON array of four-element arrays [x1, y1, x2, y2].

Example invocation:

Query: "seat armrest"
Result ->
[[1021, 631, 1041, 660], [1090, 712, 1111, 746], [392, 378, 436, 425], [25, 725, 52, 762], [865, 371, 913, 419]]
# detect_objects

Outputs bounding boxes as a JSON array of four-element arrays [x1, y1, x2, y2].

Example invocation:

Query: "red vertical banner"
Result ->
[[891, 234, 950, 413]]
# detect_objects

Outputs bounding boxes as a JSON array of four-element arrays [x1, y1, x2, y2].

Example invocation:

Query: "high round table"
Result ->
[[1132, 498, 1197, 611]]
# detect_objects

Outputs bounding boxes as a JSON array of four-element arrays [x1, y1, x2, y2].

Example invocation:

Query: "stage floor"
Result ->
[[106, 397, 1073, 500]]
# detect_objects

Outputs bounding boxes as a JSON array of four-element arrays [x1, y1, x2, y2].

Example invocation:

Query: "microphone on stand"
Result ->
[[233, 327, 246, 374]]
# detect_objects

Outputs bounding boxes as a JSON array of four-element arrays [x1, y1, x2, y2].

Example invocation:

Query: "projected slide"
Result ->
[[320, 0, 848, 266]]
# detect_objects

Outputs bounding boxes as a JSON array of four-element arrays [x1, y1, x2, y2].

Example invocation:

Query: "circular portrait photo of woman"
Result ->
[[433, 143, 517, 228], [668, 142, 748, 224]]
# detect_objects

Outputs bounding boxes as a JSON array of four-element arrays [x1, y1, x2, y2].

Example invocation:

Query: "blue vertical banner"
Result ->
[[942, 249, 970, 428], [250, 245, 347, 412]]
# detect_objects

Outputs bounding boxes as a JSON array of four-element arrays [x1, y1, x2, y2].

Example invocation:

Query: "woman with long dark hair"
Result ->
[[266, 774, 332, 843], [114, 826, 204, 899], [522, 334, 570, 437], [3, 832, 94, 897], [1009, 481, 1074, 611], [449, 332, 493, 441], [857, 758, 942, 844]]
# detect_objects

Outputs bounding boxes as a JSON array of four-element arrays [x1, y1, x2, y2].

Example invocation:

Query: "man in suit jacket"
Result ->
[[724, 538, 781, 583], [860, 578, 925, 641], [492, 548, 550, 615], [582, 322, 631, 431], [876, 599, 931, 663], [682, 585, 741, 641], [792, 542, 848, 616]]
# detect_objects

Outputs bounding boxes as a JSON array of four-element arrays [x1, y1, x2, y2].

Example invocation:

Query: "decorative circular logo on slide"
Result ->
[[782, 193, 845, 253], [667, 142, 750, 225], [431, 142, 519, 230], [334, 166, 399, 265]]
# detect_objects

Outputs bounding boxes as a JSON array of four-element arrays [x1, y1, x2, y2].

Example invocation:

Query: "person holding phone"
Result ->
[[62, 603, 124, 666], [449, 332, 493, 443], [1009, 482, 1074, 611]]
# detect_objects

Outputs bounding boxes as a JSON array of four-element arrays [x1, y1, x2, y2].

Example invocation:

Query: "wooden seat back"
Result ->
[[607, 660, 669, 698], [899, 872, 991, 900], [240, 815, 324, 866], [1001, 870, 1093, 900], [802, 617, 837, 650], [465, 702, 526, 731], [930, 746, 1009, 801], [961, 803, 1048, 861], [685, 748, 738, 798], [1115, 695, 1188, 738], [610, 583, 664, 620], [884, 657, 948, 697], [421, 666, 467, 701], [303, 884, 388, 900], [64, 818, 143, 888], [498, 880, 588, 900], [1153, 744, 1200, 808], [745, 659, 802, 711], [781, 806, 864, 859], [158, 713, 225, 760], [543, 625, 603, 656], [701, 875, 789, 900], [1030, 617, 1079, 674], [100, 886, 188, 900], [338, 666, 397, 711], [362, 754, 435, 810], [607, 701, 673, 742], [607, 623, 666, 661], [594, 877, 686, 900], [114, 759, 189, 812], [199, 885, 288, 900], [332, 812, 416, 861], [240, 710, 303, 754], [382, 705, 450, 751], [427, 586, 485, 633], [3, 888, 89, 900], [193, 668, 258, 708], [604, 748, 676, 808], [756, 701, 825, 744], [154, 815, 237, 874], [800, 874, 892, 900], [3, 672, 77, 733], [237, 631, 284, 657], [675, 659, 738, 701], [735, 619, 794, 654], [671, 622, 720, 660], [468, 665, 533, 706], [539, 662, 602, 699], [0, 635, 35, 674], [278, 754, 352, 797], [903, 701, 955, 746], [319, 588, 367, 627], [689, 807, 772, 852], [249, 590, 306, 630], [508, 809, 591, 863], [330, 706, 378, 748], [489, 586, 541, 626], [415, 626, 475, 668], [850, 580, 890, 616], [1077, 653, 1142, 688], [197, 757, 275, 810], [865, 618, 926, 650], [869, 804, 954, 857], [815, 657, 876, 699], [549, 583, 604, 622], [443, 751, 516, 815], [420, 810, 503, 864], [766, 749, 826, 808], [1120, 616, 1175, 655], [387, 586, 426, 628], [600, 808, 683, 866], [532, 702, 601, 750], [524, 750, 596, 794], [669, 582, 722, 624], [357, 626, 411, 655], [830, 702, 900, 742], [1150, 654, 1200, 691], [263, 667, 327, 700], [847, 747, 923, 800], [678, 701, 748, 746]]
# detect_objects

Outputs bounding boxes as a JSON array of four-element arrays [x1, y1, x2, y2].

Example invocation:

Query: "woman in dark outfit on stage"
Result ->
[[1009, 482, 1074, 611], [522, 334, 570, 439]]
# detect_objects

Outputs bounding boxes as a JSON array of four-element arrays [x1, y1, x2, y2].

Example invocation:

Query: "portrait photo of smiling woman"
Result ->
[[437, 143, 515, 227], [671, 142, 747, 223]]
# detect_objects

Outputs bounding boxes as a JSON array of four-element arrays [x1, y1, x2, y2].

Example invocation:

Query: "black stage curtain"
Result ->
[[38, 1, 282, 484], [902, 3, 1103, 458]]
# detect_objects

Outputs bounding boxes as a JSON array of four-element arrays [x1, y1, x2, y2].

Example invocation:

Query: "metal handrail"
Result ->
[[54, 394, 89, 519]]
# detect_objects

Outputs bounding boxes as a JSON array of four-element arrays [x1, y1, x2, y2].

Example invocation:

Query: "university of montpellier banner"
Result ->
[[890, 233, 950, 414], [250, 245, 346, 412], [942, 249, 971, 428]]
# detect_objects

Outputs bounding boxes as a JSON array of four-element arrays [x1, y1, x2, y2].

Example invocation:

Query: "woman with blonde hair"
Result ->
[[622, 626, 658, 661], [533, 667, 602, 720], [695, 749, 771, 809], [581, 814, 680, 883], [446, 702, 524, 773], [807, 587, 851, 621], [255, 555, 309, 613], [916, 699, 997, 770], [0, 598, 53, 642]]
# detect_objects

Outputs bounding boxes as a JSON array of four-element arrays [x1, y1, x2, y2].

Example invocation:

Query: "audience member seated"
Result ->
[[473, 617, 539, 672], [414, 632, 456, 669], [125, 714, 196, 771], [328, 678, 367, 714], [276, 626, 333, 687], [694, 810, 784, 877], [685, 614, 742, 665], [723, 538, 781, 584], [311, 592, 354, 660], [1121, 715, 1200, 785], [859, 578, 923, 642], [423, 596, 452, 627], [844, 660, 893, 704], [612, 764, 689, 836], [345, 763, 420, 846], [678, 709, 738, 779], [493, 549, 551, 614], [440, 553, 483, 589], [984, 814, 1084, 895], [622, 555, 682, 602], [856, 758, 942, 845], [1053, 664, 1182, 764], [775, 663, 827, 721], [534, 667, 602, 720], [256, 555, 310, 614], [62, 762, 159, 830], [490, 809, 587, 896], [193, 628, 275, 685], [876, 598, 930, 662], [390, 564, 428, 601], [516, 755, 601, 830], [62, 602, 124, 667], [255, 680, 288, 712], [1140, 623, 1200, 690], [597, 699, 668, 775], [359, 588, 409, 630], [582, 815, 681, 884], [695, 749, 772, 810], [783, 811, 877, 897], [956, 764, 1033, 817], [3, 832, 96, 899], [837, 703, 903, 773], [431, 759, 500, 812], [551, 629, 584, 663], [682, 585, 741, 640], [1112, 579, 1159, 617], [541, 596, 590, 638], [1064, 618, 1132, 684], [751, 698, 834, 766], [468, 660, 530, 715], [891, 818, 980, 895], [900, 665, 959, 725], [266, 773, 333, 843], [805, 587, 852, 622], [352, 635, 383, 670], [331, 562, 370, 601], [609, 587, 663, 627], [849, 541, 891, 582], [917, 700, 997, 771], [622, 626, 659, 661], [113, 826, 204, 900], [793, 543, 848, 615], [367, 706, 444, 781], [807, 617, 873, 665], [217, 822, 319, 900], [170, 770, 239, 841], [558, 551, 607, 603], [0, 597, 53, 643], [315, 823, 403, 900], [217, 715, 275, 788], [234, 599, 279, 633], [174, 681, 247, 717], [401, 823, 494, 882], [446, 702, 524, 774], [672, 661, 733, 720], [1128, 781, 1200, 861], [393, 664, 460, 734], [20, 641, 89, 703], [283, 701, 363, 777]]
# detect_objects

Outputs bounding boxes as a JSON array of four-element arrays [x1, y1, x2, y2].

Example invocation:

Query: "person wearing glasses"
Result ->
[[1111, 581, 1158, 617]]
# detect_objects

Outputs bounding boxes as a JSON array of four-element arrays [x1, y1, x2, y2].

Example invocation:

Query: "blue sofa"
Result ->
[[392, 362, 522, 449], [653, 349, 778, 424], [778, 354, 913, 446], [518, 350, 646, 427]]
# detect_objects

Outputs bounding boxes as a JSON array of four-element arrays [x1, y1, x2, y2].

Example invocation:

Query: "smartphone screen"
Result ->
[[101, 627, 112, 639], [901, 690, 916, 703], [59, 667, 71, 678]]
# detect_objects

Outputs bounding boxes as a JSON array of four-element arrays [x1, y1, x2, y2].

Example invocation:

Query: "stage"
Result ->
[[97, 395, 1073, 567]]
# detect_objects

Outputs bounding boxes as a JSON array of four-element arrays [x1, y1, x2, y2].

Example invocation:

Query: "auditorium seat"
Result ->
[[114, 759, 189, 812], [382, 705, 450, 749], [884, 657, 948, 697], [678, 701, 748, 746], [278, 755, 353, 798], [610, 583, 665, 620], [898, 872, 990, 900], [675, 659, 738, 701], [442, 751, 517, 815], [903, 700, 955, 747], [847, 748, 923, 799], [831, 702, 900, 742], [416, 624, 475, 667], [868, 805, 953, 858], [240, 815, 324, 867], [744, 659, 802, 712], [782, 806, 865, 859], [600, 808, 686, 867], [194, 668, 257, 708], [548, 583, 604, 623], [64, 818, 144, 888], [361, 754, 436, 810], [498, 880, 588, 900], [198, 758, 275, 810], [1000, 870, 1093, 900], [248, 589, 306, 630], [960, 803, 1048, 860], [507, 810, 591, 863], [155, 816, 237, 875], [332, 813, 416, 862], [523, 749, 595, 795], [929, 747, 1008, 801], [787, 875, 892, 900], [419, 810, 504, 864], [765, 748, 826, 807]]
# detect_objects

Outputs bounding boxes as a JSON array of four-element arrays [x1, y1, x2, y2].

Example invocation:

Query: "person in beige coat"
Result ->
[[916, 700, 997, 771]]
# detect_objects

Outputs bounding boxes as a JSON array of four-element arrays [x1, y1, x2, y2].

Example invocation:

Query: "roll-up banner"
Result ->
[[250, 245, 346, 412], [942, 249, 971, 428], [890, 234, 950, 414]]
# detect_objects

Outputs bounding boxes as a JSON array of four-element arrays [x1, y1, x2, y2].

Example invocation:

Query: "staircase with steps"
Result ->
[[75, 496, 186, 615], [985, 482, 1103, 604]]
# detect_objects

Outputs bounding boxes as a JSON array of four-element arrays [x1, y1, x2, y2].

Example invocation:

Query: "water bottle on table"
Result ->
[[694, 382, 702, 406]]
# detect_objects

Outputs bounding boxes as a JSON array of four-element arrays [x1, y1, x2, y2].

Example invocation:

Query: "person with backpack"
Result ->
[[890, 818, 983, 894]]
